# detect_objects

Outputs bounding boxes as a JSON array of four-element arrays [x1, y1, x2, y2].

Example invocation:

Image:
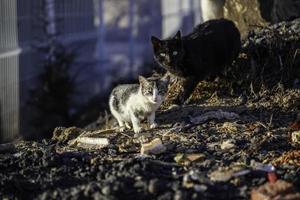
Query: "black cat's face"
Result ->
[[151, 31, 184, 74]]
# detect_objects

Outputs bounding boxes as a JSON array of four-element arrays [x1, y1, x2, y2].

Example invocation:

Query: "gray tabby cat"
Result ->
[[109, 75, 169, 134]]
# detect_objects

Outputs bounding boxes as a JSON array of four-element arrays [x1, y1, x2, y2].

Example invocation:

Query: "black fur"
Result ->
[[111, 84, 139, 113], [151, 19, 241, 103]]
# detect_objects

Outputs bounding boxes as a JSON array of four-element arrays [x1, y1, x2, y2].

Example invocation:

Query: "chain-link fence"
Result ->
[[0, 0, 202, 142]]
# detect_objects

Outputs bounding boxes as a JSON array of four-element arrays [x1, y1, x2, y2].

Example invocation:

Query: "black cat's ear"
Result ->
[[174, 30, 181, 40], [151, 36, 162, 49], [161, 73, 170, 85]]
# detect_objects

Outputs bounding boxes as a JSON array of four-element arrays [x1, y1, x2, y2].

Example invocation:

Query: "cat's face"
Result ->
[[151, 31, 184, 74], [139, 76, 169, 104]]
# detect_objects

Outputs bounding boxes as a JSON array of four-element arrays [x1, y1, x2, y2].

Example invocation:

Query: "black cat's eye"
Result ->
[[172, 51, 178, 56]]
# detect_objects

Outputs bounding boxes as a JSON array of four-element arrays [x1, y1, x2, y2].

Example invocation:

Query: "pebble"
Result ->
[[148, 179, 162, 194], [220, 139, 236, 150], [194, 184, 208, 192], [101, 186, 111, 196]]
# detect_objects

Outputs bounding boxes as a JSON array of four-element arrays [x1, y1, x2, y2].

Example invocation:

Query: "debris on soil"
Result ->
[[174, 153, 206, 166], [190, 110, 239, 124], [273, 150, 300, 167], [70, 137, 110, 149], [141, 138, 166, 155], [291, 131, 300, 147], [289, 113, 300, 131], [1, 19, 300, 200], [228, 18, 300, 90], [252, 162, 276, 173], [209, 166, 252, 183], [52, 127, 84, 143], [219, 122, 244, 134], [209, 168, 238, 182], [251, 180, 300, 200], [220, 139, 236, 150]]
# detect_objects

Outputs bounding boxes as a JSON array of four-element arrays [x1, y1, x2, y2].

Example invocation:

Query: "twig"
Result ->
[[256, 121, 268, 129], [268, 113, 273, 128], [119, 132, 132, 138]]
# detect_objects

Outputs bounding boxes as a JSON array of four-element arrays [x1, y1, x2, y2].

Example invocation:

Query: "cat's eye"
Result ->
[[145, 89, 152, 95], [160, 53, 166, 57], [172, 51, 178, 56]]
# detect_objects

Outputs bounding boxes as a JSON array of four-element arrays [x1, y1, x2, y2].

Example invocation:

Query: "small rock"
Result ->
[[207, 142, 219, 150], [251, 180, 300, 200], [74, 137, 110, 149], [148, 178, 163, 194], [220, 139, 236, 150], [220, 122, 242, 134], [134, 180, 146, 189], [108, 149, 117, 156], [174, 190, 186, 200], [209, 169, 233, 182], [101, 186, 111, 196], [141, 138, 166, 155], [194, 184, 208, 192], [190, 110, 239, 124], [174, 153, 205, 165], [291, 131, 300, 147]]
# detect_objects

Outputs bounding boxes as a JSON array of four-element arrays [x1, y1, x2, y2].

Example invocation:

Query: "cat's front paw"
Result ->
[[118, 126, 126, 132], [150, 123, 158, 129], [125, 122, 131, 129], [133, 126, 142, 134]]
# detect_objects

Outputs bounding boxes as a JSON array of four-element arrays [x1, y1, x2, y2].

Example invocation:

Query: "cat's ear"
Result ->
[[151, 36, 162, 50], [174, 30, 181, 40], [139, 75, 148, 86]]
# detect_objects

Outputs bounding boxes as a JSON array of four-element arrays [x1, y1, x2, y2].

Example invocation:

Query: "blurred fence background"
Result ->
[[0, 0, 202, 142]]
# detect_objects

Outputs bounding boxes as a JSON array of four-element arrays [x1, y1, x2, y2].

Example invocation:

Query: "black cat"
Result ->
[[151, 18, 241, 103]]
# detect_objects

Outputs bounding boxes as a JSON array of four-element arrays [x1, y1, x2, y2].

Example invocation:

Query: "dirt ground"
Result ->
[[0, 19, 300, 200]]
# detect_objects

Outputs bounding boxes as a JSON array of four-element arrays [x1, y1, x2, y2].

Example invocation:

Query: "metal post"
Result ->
[[128, 0, 137, 75], [94, 0, 107, 61], [0, 0, 20, 142], [189, 0, 195, 26], [45, 0, 56, 36]]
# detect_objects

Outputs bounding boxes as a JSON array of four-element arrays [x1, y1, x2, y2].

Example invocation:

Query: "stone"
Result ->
[[220, 139, 236, 150], [291, 131, 300, 147], [251, 180, 300, 200], [141, 138, 166, 155]]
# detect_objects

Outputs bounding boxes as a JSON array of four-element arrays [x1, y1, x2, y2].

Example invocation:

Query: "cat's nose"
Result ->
[[153, 95, 159, 102]]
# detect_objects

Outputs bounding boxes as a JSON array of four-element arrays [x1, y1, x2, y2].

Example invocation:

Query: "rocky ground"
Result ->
[[1, 19, 300, 200]]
